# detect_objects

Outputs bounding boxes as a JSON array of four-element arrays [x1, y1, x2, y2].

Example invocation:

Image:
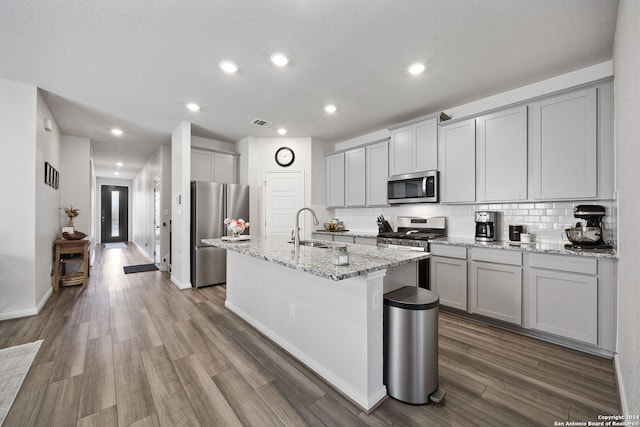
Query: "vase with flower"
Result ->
[[224, 218, 250, 238]]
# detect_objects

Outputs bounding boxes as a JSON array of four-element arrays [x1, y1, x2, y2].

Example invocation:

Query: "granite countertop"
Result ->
[[202, 237, 430, 281], [430, 237, 617, 259], [312, 230, 379, 238]]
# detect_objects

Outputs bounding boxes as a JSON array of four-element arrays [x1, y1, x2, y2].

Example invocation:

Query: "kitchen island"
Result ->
[[202, 237, 430, 411]]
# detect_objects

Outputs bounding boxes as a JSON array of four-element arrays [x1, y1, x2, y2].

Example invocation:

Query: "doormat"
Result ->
[[123, 264, 159, 274], [104, 242, 127, 249], [0, 340, 43, 426]]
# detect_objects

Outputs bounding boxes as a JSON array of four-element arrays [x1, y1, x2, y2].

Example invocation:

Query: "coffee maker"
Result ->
[[475, 211, 497, 242]]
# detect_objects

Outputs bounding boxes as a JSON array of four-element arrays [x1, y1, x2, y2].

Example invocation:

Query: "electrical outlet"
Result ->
[[372, 290, 381, 311], [289, 304, 296, 320]]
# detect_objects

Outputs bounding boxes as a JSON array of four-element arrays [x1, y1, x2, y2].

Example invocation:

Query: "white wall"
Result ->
[[334, 61, 614, 152], [160, 144, 172, 269], [0, 80, 62, 320], [60, 135, 91, 235], [191, 136, 236, 153], [132, 143, 171, 270], [170, 122, 191, 289], [613, 0, 640, 415], [35, 91, 62, 305], [0, 79, 38, 319], [95, 177, 133, 244], [240, 137, 315, 239]]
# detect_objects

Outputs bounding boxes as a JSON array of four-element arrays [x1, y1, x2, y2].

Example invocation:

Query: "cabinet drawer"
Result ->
[[471, 248, 522, 266], [355, 237, 377, 246], [333, 235, 355, 244], [429, 244, 467, 259], [529, 253, 597, 275]]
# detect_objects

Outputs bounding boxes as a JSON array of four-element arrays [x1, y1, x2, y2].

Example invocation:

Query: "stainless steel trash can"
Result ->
[[383, 286, 444, 404]]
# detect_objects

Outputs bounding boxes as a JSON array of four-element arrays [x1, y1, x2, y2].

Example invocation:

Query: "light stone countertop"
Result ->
[[202, 237, 430, 281], [430, 237, 617, 259]]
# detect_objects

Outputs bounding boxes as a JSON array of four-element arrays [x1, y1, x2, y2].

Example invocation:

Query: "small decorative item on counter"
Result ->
[[332, 244, 349, 266], [64, 205, 80, 228], [224, 218, 250, 237], [520, 233, 531, 243]]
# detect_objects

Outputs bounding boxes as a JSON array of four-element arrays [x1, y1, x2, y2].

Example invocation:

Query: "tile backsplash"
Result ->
[[332, 200, 617, 246]]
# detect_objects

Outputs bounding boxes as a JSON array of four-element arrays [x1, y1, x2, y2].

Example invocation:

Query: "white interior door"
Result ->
[[264, 171, 305, 241]]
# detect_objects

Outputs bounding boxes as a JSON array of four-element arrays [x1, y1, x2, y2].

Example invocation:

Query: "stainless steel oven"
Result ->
[[387, 171, 439, 204], [377, 216, 446, 289]]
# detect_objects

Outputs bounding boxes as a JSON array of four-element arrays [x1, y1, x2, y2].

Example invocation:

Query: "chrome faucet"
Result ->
[[292, 207, 320, 250]]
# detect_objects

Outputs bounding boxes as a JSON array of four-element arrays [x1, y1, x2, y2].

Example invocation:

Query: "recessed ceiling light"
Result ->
[[271, 53, 289, 67], [114, 171, 120, 176], [116, 162, 123, 167], [111, 128, 123, 136], [408, 62, 426, 75], [219, 60, 238, 74], [277, 128, 287, 135], [324, 104, 337, 114], [186, 103, 200, 112]]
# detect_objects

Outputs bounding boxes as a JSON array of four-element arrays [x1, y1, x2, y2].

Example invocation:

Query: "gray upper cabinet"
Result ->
[[191, 149, 237, 183], [476, 105, 528, 202], [325, 152, 345, 208], [345, 147, 366, 207], [213, 152, 237, 183], [530, 87, 597, 200], [389, 117, 438, 176], [366, 140, 389, 206], [439, 118, 476, 203]]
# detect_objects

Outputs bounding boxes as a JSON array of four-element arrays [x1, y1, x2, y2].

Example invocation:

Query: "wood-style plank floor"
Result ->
[[0, 243, 621, 426]]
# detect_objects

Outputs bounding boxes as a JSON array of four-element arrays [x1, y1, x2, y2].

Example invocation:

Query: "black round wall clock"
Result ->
[[275, 146, 295, 167]]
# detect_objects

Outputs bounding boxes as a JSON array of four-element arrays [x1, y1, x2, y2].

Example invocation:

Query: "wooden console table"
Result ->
[[53, 238, 90, 292]]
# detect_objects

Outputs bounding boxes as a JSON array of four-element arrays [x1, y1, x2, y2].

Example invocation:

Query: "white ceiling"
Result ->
[[0, 0, 619, 179]]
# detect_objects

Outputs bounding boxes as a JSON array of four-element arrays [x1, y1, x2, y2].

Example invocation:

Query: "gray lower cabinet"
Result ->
[[470, 261, 522, 325], [528, 254, 598, 345], [430, 245, 468, 310]]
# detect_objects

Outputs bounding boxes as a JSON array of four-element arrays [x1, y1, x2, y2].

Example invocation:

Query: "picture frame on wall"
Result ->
[[44, 161, 59, 190]]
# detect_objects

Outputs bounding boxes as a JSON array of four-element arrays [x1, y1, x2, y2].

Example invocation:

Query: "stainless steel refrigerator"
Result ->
[[190, 181, 250, 288]]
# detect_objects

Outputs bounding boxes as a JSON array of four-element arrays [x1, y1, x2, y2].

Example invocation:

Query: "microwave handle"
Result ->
[[423, 177, 427, 196]]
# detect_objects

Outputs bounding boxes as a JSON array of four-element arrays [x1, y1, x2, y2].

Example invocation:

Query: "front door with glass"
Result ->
[[101, 185, 129, 243]]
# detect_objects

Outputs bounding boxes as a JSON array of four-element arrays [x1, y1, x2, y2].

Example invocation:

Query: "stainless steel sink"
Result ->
[[289, 240, 331, 248]]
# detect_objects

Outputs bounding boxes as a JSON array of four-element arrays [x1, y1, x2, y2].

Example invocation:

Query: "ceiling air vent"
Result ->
[[251, 118, 273, 128]]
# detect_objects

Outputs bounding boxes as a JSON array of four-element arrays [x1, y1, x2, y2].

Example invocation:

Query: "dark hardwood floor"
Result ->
[[0, 243, 621, 426]]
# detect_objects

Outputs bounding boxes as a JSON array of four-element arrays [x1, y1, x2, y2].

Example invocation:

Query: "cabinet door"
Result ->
[[345, 147, 366, 207], [470, 261, 522, 325], [325, 153, 345, 207], [439, 119, 476, 203], [214, 152, 237, 183], [430, 256, 467, 310], [531, 87, 597, 199], [477, 106, 527, 201], [415, 118, 438, 172], [191, 150, 213, 181], [366, 140, 389, 206], [528, 268, 597, 344], [389, 126, 413, 176]]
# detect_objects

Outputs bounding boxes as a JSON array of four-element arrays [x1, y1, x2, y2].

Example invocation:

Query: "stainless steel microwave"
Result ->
[[387, 171, 439, 204]]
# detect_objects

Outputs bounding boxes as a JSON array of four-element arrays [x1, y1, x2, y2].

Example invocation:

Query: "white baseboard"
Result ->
[[225, 300, 387, 411], [614, 354, 629, 415], [0, 307, 38, 321], [170, 275, 191, 290], [36, 287, 53, 313], [0, 286, 54, 321]]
